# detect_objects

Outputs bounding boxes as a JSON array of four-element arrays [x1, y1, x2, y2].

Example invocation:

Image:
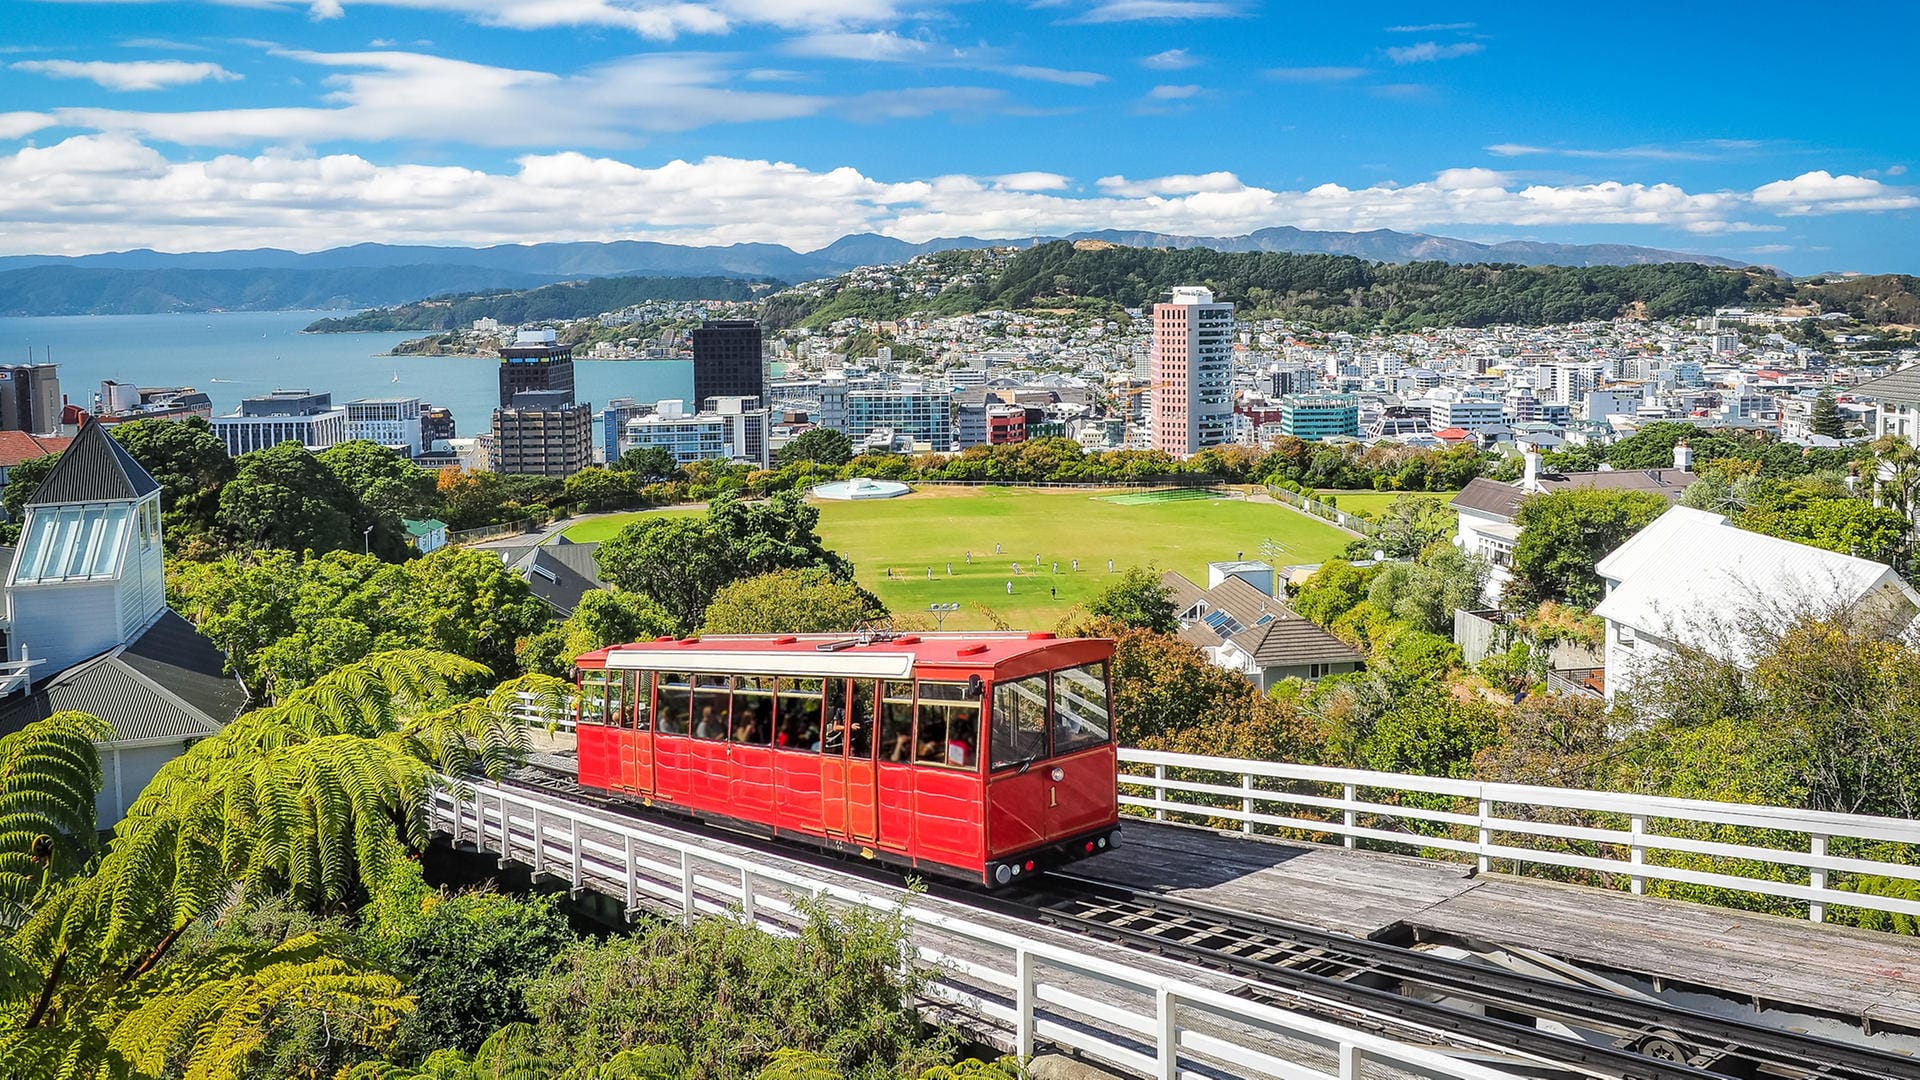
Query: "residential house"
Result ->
[[1161, 565, 1364, 690], [1591, 505, 1920, 705], [0, 429, 71, 517], [403, 517, 449, 554], [1452, 444, 1696, 604], [498, 537, 606, 617], [0, 419, 249, 825]]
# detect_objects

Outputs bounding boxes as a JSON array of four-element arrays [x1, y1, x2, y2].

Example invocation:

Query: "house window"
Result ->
[[1617, 624, 1637, 649]]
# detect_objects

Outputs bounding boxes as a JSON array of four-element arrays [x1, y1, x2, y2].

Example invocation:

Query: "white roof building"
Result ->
[[1591, 506, 1920, 704]]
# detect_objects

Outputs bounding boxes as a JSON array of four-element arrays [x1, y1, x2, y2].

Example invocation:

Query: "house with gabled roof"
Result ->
[[0, 418, 248, 825], [1592, 505, 1920, 705], [1161, 564, 1364, 690]]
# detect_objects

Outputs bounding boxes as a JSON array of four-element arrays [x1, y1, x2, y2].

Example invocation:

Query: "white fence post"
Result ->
[[530, 807, 546, 878], [1241, 774, 1255, 834], [1809, 834, 1828, 923], [740, 867, 757, 926], [622, 835, 637, 913], [1476, 797, 1493, 875], [1154, 764, 1168, 821], [680, 849, 697, 924], [569, 817, 583, 889], [1629, 814, 1646, 895], [1343, 782, 1357, 849], [1015, 948, 1037, 1059], [1155, 987, 1178, 1080], [1339, 1043, 1363, 1080]]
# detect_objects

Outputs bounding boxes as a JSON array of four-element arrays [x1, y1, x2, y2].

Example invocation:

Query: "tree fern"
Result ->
[[0, 713, 109, 925]]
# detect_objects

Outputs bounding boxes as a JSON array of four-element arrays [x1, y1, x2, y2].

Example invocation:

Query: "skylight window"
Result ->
[[11, 504, 131, 585]]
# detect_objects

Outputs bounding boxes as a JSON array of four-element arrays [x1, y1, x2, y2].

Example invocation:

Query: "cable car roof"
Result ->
[[579, 632, 1109, 678]]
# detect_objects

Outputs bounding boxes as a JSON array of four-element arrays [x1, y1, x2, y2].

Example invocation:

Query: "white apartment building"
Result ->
[[846, 386, 952, 449], [211, 409, 347, 456], [1432, 396, 1507, 433], [344, 396, 424, 455], [621, 396, 770, 467]]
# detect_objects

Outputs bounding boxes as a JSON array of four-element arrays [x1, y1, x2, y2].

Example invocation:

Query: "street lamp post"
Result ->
[[927, 602, 960, 630], [363, 524, 374, 554]]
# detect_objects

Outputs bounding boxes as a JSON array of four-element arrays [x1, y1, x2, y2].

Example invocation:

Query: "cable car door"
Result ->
[[821, 679, 879, 845], [618, 670, 654, 796]]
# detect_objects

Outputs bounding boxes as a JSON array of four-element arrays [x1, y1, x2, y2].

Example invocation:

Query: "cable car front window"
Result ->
[[991, 674, 1049, 770], [1052, 663, 1110, 754]]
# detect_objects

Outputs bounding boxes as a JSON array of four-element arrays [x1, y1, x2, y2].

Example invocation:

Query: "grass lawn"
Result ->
[[561, 487, 1356, 630], [559, 507, 702, 543], [813, 487, 1351, 630]]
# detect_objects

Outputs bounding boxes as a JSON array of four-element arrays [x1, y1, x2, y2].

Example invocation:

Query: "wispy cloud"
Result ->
[[1146, 83, 1202, 99], [1487, 140, 1767, 162], [784, 30, 1106, 85], [1265, 66, 1366, 82], [1070, 1, 1243, 24], [1384, 41, 1482, 64], [1140, 48, 1200, 70], [1385, 22, 1474, 32], [12, 59, 242, 91]]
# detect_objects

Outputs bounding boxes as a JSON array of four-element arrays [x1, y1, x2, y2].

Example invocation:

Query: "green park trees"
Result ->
[[1510, 489, 1669, 607], [109, 416, 235, 531], [596, 491, 855, 630], [701, 568, 885, 636], [773, 427, 853, 468], [1810, 391, 1845, 438], [218, 442, 411, 558], [1079, 565, 1178, 633]]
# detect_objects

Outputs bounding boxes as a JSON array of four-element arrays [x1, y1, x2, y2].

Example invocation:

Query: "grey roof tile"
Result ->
[[25, 418, 159, 507]]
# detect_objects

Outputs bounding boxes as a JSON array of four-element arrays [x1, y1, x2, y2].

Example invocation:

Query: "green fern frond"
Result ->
[[0, 712, 108, 918]]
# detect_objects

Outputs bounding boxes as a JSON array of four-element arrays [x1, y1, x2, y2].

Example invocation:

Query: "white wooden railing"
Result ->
[[429, 780, 1520, 1080], [1117, 748, 1920, 925]]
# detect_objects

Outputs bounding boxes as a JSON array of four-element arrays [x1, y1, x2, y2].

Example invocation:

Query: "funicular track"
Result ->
[[500, 764, 1913, 1080]]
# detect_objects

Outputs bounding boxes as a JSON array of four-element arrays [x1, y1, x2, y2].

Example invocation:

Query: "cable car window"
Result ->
[[1052, 663, 1110, 754], [624, 670, 653, 731], [880, 680, 916, 762], [821, 679, 847, 754], [991, 675, 1050, 770], [848, 681, 876, 759], [692, 674, 732, 740], [732, 675, 775, 746], [578, 669, 611, 726], [915, 681, 980, 769], [656, 672, 691, 735], [776, 677, 824, 752]]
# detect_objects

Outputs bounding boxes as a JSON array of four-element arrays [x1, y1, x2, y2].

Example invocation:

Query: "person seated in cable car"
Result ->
[[886, 729, 914, 763], [695, 705, 726, 740]]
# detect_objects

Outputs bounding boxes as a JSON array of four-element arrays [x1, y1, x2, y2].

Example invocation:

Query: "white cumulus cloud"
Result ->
[[1751, 171, 1920, 214]]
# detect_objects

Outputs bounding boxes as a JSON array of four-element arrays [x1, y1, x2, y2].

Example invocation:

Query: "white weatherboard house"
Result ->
[[1591, 505, 1920, 705], [0, 419, 249, 825]]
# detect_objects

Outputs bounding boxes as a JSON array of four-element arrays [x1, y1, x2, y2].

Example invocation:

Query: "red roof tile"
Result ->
[[0, 431, 71, 469]]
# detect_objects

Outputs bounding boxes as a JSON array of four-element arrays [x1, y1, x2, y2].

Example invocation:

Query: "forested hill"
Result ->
[[305, 275, 785, 332], [776, 242, 1786, 332], [0, 264, 560, 317], [1795, 274, 1920, 325]]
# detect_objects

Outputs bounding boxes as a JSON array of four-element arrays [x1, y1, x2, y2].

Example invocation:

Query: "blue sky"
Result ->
[[2, 1, 1916, 272]]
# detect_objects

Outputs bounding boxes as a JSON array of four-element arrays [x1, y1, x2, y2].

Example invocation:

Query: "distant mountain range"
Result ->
[[0, 228, 1756, 316]]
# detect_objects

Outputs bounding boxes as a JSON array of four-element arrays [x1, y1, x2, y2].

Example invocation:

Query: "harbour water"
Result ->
[[0, 310, 693, 443]]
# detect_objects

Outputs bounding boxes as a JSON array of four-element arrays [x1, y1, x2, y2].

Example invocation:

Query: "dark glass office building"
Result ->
[[691, 320, 764, 409]]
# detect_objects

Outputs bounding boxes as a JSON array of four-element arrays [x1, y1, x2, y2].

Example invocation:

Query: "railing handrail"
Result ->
[[432, 778, 1518, 1080], [1116, 747, 1920, 923]]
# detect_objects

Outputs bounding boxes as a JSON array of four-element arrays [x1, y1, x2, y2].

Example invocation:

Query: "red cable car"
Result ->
[[572, 631, 1120, 886]]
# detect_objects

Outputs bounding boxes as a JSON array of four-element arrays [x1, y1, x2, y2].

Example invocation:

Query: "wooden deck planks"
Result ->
[[1407, 877, 1920, 1030], [1078, 821, 1481, 939]]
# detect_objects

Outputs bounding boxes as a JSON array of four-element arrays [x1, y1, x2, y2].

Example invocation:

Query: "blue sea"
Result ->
[[0, 310, 693, 443]]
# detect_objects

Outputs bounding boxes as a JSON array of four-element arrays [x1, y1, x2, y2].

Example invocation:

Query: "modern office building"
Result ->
[[0, 365, 62, 434], [1149, 286, 1234, 457], [497, 328, 576, 404], [420, 405, 455, 447], [1431, 396, 1508, 433], [345, 396, 424, 455], [490, 390, 593, 477], [211, 389, 348, 456], [987, 405, 1029, 445], [691, 319, 765, 408], [1278, 393, 1360, 441], [601, 397, 652, 464], [620, 397, 770, 467], [846, 387, 952, 449]]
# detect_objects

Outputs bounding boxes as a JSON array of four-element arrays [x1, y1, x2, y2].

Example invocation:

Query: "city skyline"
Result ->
[[2, 2, 1916, 272]]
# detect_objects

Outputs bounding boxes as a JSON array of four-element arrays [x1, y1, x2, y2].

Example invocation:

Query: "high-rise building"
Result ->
[[0, 364, 63, 434], [1278, 393, 1360, 441], [1149, 287, 1234, 458], [420, 405, 455, 447], [492, 329, 591, 476], [619, 396, 770, 468], [846, 387, 952, 449], [491, 391, 593, 477], [345, 396, 424, 455], [497, 329, 575, 406], [691, 320, 764, 408]]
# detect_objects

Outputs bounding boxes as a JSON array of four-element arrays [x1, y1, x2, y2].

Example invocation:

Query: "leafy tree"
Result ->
[[322, 439, 439, 520], [1291, 560, 1381, 627], [218, 442, 407, 557], [1510, 489, 1669, 607], [566, 466, 640, 512], [1097, 620, 1317, 748], [596, 492, 854, 629], [1079, 565, 1178, 633], [612, 445, 682, 482], [1742, 497, 1909, 562], [1368, 495, 1458, 559], [701, 568, 885, 635], [520, 589, 679, 676], [109, 415, 234, 530], [773, 428, 853, 468], [1365, 545, 1489, 634], [1810, 390, 1845, 438]]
